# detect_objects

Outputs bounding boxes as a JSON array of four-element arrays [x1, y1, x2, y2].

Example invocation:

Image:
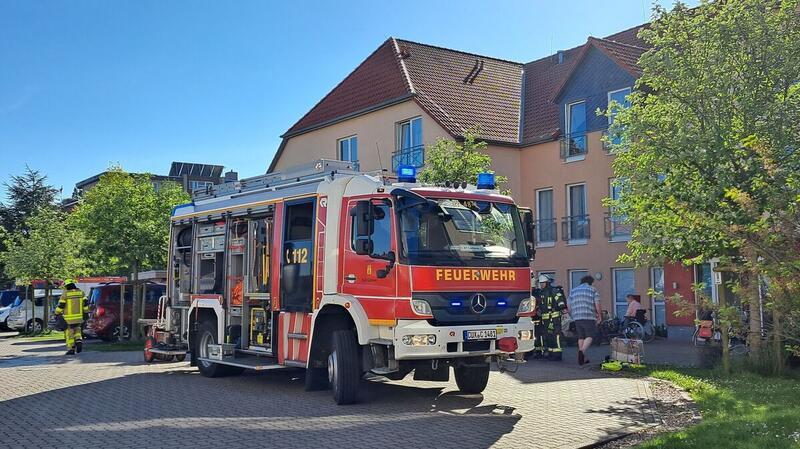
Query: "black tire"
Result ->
[[305, 366, 329, 391], [196, 321, 244, 377], [174, 354, 186, 362], [328, 330, 360, 405], [26, 319, 43, 334], [454, 363, 490, 394]]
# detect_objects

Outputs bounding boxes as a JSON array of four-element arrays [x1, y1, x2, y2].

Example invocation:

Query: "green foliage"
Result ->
[[0, 166, 59, 234], [419, 130, 508, 192], [70, 167, 190, 273], [0, 207, 85, 285], [0, 167, 59, 285], [607, 0, 800, 371], [631, 366, 800, 449]]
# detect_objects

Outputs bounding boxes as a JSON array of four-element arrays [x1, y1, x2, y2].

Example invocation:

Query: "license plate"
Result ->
[[464, 329, 497, 341]]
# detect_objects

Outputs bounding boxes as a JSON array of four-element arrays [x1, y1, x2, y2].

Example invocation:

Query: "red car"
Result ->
[[86, 283, 165, 341]]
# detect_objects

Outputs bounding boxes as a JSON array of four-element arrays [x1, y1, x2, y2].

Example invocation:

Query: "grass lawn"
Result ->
[[15, 331, 64, 341], [631, 365, 800, 449]]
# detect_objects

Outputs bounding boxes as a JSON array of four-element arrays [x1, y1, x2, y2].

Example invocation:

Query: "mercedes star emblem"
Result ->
[[470, 293, 487, 314]]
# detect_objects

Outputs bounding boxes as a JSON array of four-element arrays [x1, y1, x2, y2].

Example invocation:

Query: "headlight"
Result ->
[[410, 299, 433, 316], [518, 330, 533, 340], [401, 334, 437, 346], [517, 298, 534, 315]]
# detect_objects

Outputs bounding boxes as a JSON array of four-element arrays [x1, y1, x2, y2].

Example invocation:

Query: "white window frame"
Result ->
[[566, 182, 588, 245], [568, 269, 589, 293], [606, 87, 632, 152], [337, 135, 358, 163], [608, 177, 631, 242], [606, 87, 632, 125], [612, 267, 635, 318], [396, 116, 423, 151], [565, 100, 587, 163], [535, 188, 555, 248], [650, 266, 665, 326]]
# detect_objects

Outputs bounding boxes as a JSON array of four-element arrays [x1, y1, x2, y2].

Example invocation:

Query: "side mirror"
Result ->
[[519, 207, 536, 261], [351, 201, 373, 237], [351, 200, 375, 256]]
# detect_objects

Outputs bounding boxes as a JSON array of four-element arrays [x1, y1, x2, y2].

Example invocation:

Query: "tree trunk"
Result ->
[[772, 307, 784, 376], [742, 247, 763, 355], [119, 283, 126, 342], [43, 284, 50, 335], [719, 287, 731, 376], [131, 261, 140, 341]]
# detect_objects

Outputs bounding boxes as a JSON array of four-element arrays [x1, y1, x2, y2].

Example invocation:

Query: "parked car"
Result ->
[[0, 290, 21, 330], [7, 289, 62, 333], [86, 283, 165, 341]]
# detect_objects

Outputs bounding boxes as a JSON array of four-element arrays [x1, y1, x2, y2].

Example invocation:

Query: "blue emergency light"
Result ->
[[450, 300, 463, 307], [496, 300, 507, 307], [476, 172, 496, 190], [397, 165, 417, 183]]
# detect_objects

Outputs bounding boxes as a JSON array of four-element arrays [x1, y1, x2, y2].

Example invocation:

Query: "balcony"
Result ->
[[604, 212, 631, 241], [392, 145, 425, 171], [561, 215, 590, 243], [559, 133, 587, 161], [535, 218, 557, 246]]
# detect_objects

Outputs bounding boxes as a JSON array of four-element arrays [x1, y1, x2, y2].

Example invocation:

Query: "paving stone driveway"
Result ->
[[0, 335, 658, 449]]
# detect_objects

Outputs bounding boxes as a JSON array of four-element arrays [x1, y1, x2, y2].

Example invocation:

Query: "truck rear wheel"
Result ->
[[196, 321, 244, 377], [454, 363, 490, 394], [328, 330, 360, 404]]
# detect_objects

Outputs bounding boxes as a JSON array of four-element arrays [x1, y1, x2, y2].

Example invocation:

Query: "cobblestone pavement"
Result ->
[[0, 335, 658, 449]]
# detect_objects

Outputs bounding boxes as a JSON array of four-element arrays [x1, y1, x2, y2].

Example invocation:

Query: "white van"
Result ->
[[7, 289, 62, 333]]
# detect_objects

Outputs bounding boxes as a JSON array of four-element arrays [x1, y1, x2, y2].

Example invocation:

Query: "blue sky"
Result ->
[[0, 0, 696, 200]]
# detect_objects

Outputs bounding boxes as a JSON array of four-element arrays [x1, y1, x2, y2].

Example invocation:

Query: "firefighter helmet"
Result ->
[[537, 274, 552, 284]]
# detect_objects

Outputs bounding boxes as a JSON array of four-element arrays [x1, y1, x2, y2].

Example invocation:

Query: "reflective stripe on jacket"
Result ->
[[58, 289, 87, 325]]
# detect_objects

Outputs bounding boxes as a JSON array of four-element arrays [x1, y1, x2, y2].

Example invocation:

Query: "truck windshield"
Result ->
[[398, 197, 528, 267]]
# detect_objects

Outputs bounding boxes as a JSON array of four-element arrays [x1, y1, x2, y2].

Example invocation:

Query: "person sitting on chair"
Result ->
[[623, 294, 643, 327]]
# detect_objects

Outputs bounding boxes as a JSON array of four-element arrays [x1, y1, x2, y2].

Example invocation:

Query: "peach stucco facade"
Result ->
[[273, 104, 661, 320]]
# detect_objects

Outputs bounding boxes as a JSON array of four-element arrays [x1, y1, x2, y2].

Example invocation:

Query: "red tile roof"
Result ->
[[284, 39, 411, 136], [280, 23, 650, 151], [397, 39, 523, 144]]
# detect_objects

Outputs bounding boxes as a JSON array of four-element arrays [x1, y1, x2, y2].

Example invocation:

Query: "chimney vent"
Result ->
[[557, 50, 565, 64]]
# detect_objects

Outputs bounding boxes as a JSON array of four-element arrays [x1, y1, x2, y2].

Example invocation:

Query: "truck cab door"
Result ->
[[341, 198, 398, 318]]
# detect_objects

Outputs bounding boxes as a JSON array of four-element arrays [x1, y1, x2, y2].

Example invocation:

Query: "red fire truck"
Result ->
[[144, 160, 537, 404]]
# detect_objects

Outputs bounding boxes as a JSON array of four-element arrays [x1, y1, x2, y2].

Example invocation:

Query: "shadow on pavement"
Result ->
[[0, 369, 521, 448]]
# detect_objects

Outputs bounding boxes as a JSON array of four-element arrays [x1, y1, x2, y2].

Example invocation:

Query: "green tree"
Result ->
[[70, 168, 189, 340], [1, 207, 85, 333], [419, 130, 508, 191], [0, 167, 59, 286], [608, 0, 800, 374]]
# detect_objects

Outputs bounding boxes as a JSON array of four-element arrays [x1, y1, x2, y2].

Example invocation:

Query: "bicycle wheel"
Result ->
[[624, 322, 644, 340]]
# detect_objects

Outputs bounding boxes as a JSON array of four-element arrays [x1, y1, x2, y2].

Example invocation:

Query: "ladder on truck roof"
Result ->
[[192, 159, 362, 201]]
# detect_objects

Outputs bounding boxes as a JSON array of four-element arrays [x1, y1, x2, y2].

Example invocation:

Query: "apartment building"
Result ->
[[268, 25, 703, 336]]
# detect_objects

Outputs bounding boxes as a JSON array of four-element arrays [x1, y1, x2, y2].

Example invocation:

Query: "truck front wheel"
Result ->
[[327, 330, 360, 404], [454, 362, 490, 394]]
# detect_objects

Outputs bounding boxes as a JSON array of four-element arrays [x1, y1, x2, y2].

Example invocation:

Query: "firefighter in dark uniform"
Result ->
[[54, 279, 89, 355], [532, 274, 567, 360]]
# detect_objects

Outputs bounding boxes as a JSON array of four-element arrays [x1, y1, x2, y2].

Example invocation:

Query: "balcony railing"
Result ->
[[559, 133, 587, 160], [604, 212, 631, 240], [561, 214, 590, 242], [535, 218, 557, 245], [392, 145, 425, 171]]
